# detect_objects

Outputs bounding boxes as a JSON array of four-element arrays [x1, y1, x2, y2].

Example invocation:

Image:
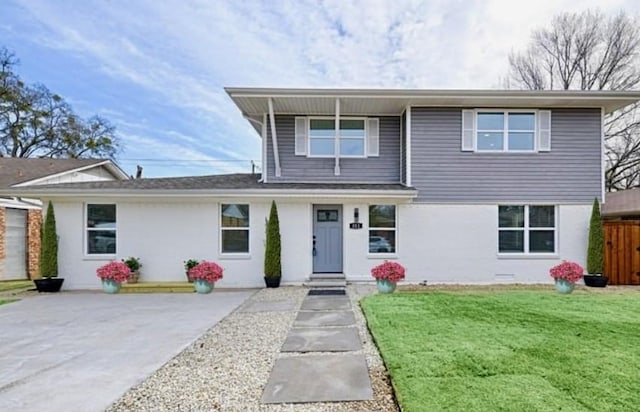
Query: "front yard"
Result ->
[[361, 287, 640, 411]]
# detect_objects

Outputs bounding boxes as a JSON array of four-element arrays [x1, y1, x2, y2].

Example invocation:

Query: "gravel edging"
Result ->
[[107, 285, 398, 412]]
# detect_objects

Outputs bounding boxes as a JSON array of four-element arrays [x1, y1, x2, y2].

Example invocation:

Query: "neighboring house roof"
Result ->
[[0, 158, 129, 188], [603, 188, 640, 217], [226, 87, 640, 133], [0, 173, 416, 198]]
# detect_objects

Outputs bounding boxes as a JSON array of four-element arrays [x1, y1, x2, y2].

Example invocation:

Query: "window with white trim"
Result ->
[[477, 111, 536, 152], [221, 204, 250, 253], [498, 205, 556, 254], [86, 204, 116, 255], [369, 205, 396, 254], [309, 118, 365, 157]]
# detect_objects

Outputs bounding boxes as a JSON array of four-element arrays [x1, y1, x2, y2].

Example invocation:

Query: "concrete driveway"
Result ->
[[0, 291, 254, 412]]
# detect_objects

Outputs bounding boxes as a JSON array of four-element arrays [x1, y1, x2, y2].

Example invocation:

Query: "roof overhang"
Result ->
[[0, 187, 417, 200], [226, 87, 640, 134]]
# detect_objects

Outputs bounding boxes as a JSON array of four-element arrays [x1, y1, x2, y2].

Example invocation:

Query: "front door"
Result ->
[[313, 205, 343, 273]]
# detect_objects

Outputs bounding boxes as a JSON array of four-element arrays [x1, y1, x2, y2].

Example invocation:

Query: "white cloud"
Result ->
[[7, 0, 640, 176]]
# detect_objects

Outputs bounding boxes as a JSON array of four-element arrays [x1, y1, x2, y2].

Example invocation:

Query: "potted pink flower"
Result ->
[[188, 261, 224, 294], [549, 260, 584, 294], [96, 261, 131, 294], [371, 261, 406, 294]]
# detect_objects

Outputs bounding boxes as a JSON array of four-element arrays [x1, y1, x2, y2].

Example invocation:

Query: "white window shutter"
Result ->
[[461, 110, 474, 151], [294, 117, 308, 156], [537, 110, 551, 152], [367, 118, 379, 157]]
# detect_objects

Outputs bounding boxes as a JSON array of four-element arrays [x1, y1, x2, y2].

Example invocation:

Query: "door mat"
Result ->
[[308, 289, 346, 296]]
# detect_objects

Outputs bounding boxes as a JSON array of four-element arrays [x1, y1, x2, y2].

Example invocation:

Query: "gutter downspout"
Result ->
[[334, 98, 340, 176], [268, 98, 282, 177]]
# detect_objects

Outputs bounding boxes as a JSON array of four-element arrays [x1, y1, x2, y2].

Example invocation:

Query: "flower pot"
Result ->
[[34, 278, 64, 293], [555, 279, 575, 294], [102, 279, 121, 294], [185, 271, 194, 283], [584, 275, 609, 288], [264, 277, 281, 288], [376, 279, 397, 294], [128, 270, 140, 284], [193, 279, 214, 294]]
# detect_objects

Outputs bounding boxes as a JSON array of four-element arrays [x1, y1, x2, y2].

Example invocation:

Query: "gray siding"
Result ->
[[410, 108, 602, 203], [266, 115, 401, 183]]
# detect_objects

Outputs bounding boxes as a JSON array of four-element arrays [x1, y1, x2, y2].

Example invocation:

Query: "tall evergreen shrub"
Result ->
[[40, 201, 59, 278], [586, 197, 604, 274], [264, 201, 281, 279]]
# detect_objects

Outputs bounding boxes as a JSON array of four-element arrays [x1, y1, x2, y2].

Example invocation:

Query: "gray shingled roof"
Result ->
[[603, 188, 640, 217], [0, 158, 109, 188], [13, 173, 414, 192]]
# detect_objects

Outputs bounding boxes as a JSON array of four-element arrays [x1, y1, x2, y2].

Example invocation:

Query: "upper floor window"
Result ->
[[221, 204, 250, 254], [86, 204, 116, 255], [498, 205, 556, 254], [309, 118, 365, 157], [477, 111, 536, 152]]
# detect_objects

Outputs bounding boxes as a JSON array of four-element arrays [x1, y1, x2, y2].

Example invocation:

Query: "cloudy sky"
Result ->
[[2, 0, 639, 177]]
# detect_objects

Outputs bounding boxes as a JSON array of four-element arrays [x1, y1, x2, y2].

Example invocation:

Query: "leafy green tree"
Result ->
[[40, 201, 58, 278], [587, 198, 604, 274], [264, 201, 281, 279], [0, 47, 120, 158]]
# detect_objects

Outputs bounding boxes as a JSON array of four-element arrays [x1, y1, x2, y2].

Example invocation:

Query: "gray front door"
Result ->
[[313, 205, 343, 273]]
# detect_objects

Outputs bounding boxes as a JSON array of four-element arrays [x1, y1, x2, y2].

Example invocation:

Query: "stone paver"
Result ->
[[0, 292, 253, 412], [281, 327, 361, 352], [300, 296, 351, 311], [261, 354, 373, 403], [293, 310, 356, 327], [238, 299, 298, 313]]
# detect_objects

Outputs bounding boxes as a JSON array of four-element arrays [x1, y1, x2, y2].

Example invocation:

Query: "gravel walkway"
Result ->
[[107, 285, 398, 411]]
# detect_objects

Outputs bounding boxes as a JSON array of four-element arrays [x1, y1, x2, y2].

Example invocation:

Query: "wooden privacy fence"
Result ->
[[604, 220, 640, 285]]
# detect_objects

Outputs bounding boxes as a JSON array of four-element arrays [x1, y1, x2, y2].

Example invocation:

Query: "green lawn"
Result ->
[[0, 280, 32, 292], [361, 289, 640, 411], [0, 299, 16, 306]]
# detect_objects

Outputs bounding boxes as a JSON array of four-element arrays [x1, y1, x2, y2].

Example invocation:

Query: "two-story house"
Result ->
[[4, 88, 639, 289]]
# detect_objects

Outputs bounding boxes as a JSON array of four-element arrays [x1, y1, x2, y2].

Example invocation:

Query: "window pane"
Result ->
[[477, 132, 504, 150], [222, 230, 249, 253], [340, 139, 364, 156], [508, 132, 534, 150], [317, 210, 338, 222], [88, 230, 116, 254], [530, 206, 555, 228], [477, 113, 504, 130], [530, 230, 555, 252], [310, 138, 335, 156], [369, 230, 396, 253], [340, 119, 365, 130], [310, 119, 335, 131], [508, 113, 535, 130], [87, 204, 116, 229], [499, 206, 524, 227], [499, 230, 524, 253], [369, 205, 396, 228], [221, 204, 249, 227]]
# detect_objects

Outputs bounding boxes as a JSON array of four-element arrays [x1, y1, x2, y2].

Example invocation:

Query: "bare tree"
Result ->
[[0, 47, 120, 159], [507, 10, 640, 191]]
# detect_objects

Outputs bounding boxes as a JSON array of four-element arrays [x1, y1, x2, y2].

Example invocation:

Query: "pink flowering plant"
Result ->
[[371, 261, 406, 283], [96, 261, 131, 283], [549, 260, 584, 283], [188, 261, 224, 283]]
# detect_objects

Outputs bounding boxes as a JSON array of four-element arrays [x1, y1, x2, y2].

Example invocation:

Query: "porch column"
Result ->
[[334, 98, 340, 176], [268, 97, 282, 177]]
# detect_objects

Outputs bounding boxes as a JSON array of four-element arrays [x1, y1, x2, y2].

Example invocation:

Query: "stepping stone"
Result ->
[[238, 300, 297, 313], [293, 310, 355, 327], [261, 354, 373, 403], [300, 296, 351, 311], [282, 327, 361, 352]]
